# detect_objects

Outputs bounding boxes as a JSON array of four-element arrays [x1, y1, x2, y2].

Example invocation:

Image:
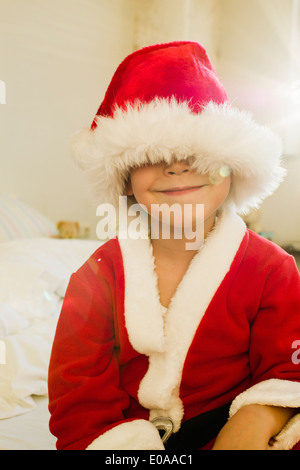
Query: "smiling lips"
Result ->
[[157, 185, 207, 196]]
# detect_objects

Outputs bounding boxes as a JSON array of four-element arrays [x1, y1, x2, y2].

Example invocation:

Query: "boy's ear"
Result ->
[[125, 179, 134, 196]]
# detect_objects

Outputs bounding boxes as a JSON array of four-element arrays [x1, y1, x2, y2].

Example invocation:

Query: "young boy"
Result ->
[[48, 41, 300, 450]]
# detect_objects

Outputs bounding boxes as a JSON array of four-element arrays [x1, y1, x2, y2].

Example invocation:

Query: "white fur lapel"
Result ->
[[118, 206, 246, 431]]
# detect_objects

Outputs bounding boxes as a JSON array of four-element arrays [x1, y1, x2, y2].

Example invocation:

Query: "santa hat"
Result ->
[[72, 41, 285, 214]]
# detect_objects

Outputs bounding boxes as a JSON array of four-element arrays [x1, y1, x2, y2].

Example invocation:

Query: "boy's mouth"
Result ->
[[157, 185, 207, 196]]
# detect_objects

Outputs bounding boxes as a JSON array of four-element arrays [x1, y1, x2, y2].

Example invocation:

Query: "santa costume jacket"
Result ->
[[48, 207, 300, 450], [48, 41, 300, 450]]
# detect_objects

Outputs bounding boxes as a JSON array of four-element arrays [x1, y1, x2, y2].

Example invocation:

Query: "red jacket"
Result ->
[[48, 210, 300, 450]]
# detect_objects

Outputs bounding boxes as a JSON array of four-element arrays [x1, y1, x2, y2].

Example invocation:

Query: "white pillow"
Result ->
[[0, 194, 57, 241]]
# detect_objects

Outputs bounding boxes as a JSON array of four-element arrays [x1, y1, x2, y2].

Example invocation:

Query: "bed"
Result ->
[[0, 194, 100, 450]]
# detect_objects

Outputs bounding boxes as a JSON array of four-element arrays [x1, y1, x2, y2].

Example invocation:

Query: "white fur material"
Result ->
[[229, 379, 300, 450], [72, 99, 285, 214], [86, 419, 164, 450], [119, 206, 247, 432]]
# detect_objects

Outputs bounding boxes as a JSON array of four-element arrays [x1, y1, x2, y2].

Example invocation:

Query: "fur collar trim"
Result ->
[[118, 206, 246, 430]]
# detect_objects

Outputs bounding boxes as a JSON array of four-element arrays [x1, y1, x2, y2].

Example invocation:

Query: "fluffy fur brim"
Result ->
[[71, 99, 285, 214]]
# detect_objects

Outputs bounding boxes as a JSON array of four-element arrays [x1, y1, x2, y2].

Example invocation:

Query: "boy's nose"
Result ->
[[164, 160, 191, 176]]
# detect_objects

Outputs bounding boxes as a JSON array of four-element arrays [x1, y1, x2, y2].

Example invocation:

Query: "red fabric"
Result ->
[[48, 231, 300, 449], [91, 41, 228, 128]]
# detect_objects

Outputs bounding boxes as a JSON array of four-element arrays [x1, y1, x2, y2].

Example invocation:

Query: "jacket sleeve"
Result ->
[[229, 254, 300, 449], [48, 252, 163, 450]]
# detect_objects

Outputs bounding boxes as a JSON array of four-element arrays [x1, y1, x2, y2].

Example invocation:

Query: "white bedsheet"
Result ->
[[0, 396, 56, 450], [0, 237, 101, 449]]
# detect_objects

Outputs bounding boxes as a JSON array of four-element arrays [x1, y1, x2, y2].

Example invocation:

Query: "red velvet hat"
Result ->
[[72, 41, 284, 214], [91, 41, 228, 126]]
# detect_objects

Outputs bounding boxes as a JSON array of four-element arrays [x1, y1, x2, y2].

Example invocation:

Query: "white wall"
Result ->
[[218, 0, 300, 245], [134, 0, 220, 63], [0, 0, 136, 238]]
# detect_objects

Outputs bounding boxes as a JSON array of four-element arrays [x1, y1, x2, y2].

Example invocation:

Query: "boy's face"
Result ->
[[126, 159, 231, 227]]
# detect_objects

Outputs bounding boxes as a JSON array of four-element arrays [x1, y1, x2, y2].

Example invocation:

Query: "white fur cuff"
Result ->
[[86, 419, 165, 450], [229, 379, 300, 450]]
